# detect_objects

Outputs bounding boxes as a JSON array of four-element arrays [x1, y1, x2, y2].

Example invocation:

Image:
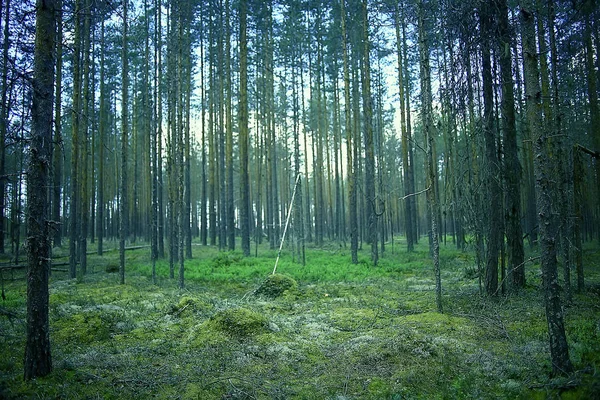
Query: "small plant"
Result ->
[[105, 263, 119, 273]]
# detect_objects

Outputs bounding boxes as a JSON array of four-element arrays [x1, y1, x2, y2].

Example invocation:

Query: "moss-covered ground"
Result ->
[[1, 239, 599, 399]]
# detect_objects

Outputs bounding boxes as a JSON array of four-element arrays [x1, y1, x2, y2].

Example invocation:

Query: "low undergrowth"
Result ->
[[0, 239, 599, 399]]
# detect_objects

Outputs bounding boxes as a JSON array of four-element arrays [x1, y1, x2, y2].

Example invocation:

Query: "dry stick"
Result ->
[[273, 173, 301, 275], [492, 256, 540, 296], [401, 184, 431, 200]]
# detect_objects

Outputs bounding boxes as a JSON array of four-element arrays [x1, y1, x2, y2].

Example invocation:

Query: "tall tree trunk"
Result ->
[[497, 0, 525, 290], [70, 0, 82, 279], [0, 0, 9, 255], [52, 0, 63, 249], [481, 4, 501, 296], [98, 18, 105, 256], [239, 0, 250, 256], [418, 0, 442, 312], [520, 0, 573, 375], [156, 0, 164, 258], [225, 0, 235, 251], [199, 4, 207, 247], [24, 0, 57, 379], [120, 0, 129, 285], [341, 0, 357, 263], [150, 0, 157, 280], [584, 9, 600, 235], [80, 0, 91, 276], [362, 0, 377, 266], [394, 4, 413, 252]]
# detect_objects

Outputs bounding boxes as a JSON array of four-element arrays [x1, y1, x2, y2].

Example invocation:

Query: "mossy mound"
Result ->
[[208, 307, 269, 337], [169, 296, 213, 318], [254, 274, 297, 298], [54, 311, 114, 344]]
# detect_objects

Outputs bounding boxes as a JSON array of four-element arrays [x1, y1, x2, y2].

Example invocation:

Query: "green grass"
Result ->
[[1, 238, 599, 399]]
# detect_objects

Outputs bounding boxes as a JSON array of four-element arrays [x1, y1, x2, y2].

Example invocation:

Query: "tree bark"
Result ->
[[24, 0, 58, 379], [239, 0, 250, 256], [120, 0, 129, 285], [481, 4, 501, 296], [497, 0, 525, 290], [362, 0, 377, 266], [52, 0, 63, 249], [520, 0, 573, 375], [0, 0, 10, 255]]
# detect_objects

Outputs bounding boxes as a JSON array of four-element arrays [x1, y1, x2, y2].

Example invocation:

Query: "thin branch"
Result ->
[[401, 184, 431, 200]]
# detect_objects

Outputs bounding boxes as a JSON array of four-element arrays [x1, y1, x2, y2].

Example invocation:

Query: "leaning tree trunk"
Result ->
[[24, 0, 58, 380], [520, 0, 573, 375]]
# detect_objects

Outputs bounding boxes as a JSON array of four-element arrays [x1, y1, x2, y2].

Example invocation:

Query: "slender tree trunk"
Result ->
[[199, 5, 207, 246], [497, 0, 525, 290], [418, 0, 442, 312], [520, 0, 572, 375], [394, 5, 413, 252], [225, 0, 235, 251], [70, 0, 82, 279], [0, 0, 9, 255], [584, 11, 600, 235], [98, 19, 105, 256], [80, 0, 92, 276], [120, 0, 129, 285], [362, 0, 377, 266], [52, 0, 63, 249], [150, 0, 157, 282], [239, 0, 250, 256], [156, 0, 164, 258], [24, 0, 57, 379], [341, 0, 357, 263], [481, 5, 501, 296], [573, 148, 584, 292]]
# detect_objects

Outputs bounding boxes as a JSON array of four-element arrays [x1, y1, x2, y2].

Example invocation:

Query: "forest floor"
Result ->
[[1, 239, 599, 399]]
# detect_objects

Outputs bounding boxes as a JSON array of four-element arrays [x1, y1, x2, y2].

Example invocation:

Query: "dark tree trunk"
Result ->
[[362, 0, 377, 266], [496, 0, 525, 290], [418, 0, 442, 313], [52, 0, 63, 249], [481, 5, 501, 296], [120, 0, 129, 285], [520, 0, 573, 375], [0, 0, 10, 255], [239, 0, 250, 256], [24, 0, 58, 379]]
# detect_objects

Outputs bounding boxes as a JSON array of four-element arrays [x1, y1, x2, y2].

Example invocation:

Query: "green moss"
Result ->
[[208, 307, 269, 338], [169, 296, 213, 318], [330, 307, 377, 331], [254, 274, 297, 298], [53, 312, 111, 344]]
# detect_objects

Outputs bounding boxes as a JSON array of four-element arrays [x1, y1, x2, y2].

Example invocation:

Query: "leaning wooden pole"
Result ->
[[273, 174, 301, 275]]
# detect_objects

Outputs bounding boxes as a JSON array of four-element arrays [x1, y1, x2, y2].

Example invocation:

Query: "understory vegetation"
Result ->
[[1, 240, 599, 399]]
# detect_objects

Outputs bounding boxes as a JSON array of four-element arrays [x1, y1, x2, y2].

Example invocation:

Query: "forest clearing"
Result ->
[[2, 0, 600, 398], [1, 240, 599, 399]]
